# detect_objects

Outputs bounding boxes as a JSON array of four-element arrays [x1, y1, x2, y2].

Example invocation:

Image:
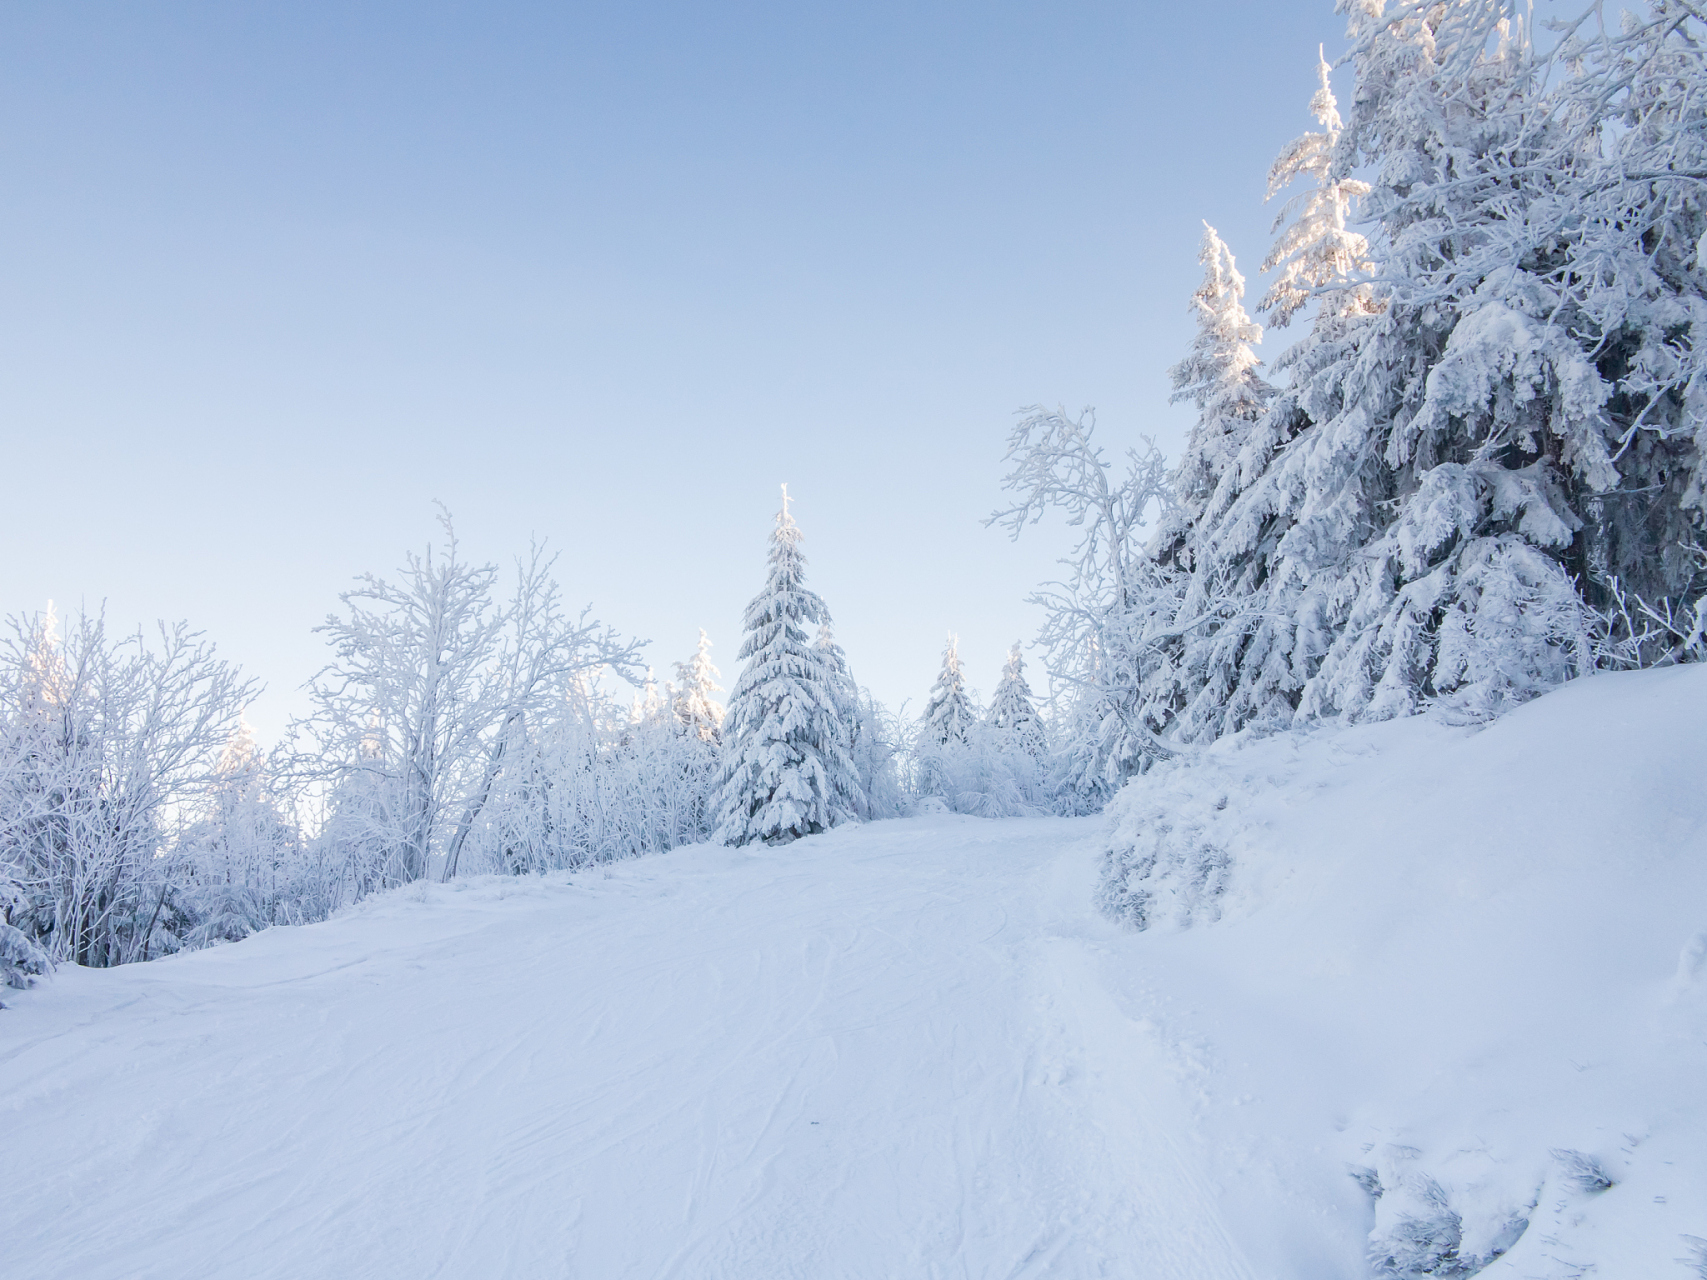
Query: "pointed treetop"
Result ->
[[923, 632, 978, 746], [1258, 53, 1373, 328], [673, 629, 725, 741], [219, 714, 262, 777], [989, 640, 1044, 753], [1004, 641, 1025, 680], [1308, 47, 1341, 132]]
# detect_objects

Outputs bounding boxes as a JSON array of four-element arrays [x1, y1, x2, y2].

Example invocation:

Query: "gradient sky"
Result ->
[[0, 0, 1348, 740]]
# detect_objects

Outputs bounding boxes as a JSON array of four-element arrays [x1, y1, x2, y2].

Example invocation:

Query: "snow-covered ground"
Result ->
[[4, 666, 1704, 1278]]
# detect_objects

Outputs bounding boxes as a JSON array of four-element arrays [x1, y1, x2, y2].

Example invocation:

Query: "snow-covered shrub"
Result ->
[[913, 723, 1048, 819], [0, 921, 51, 991], [1549, 1149, 1614, 1196], [1680, 1235, 1707, 1280], [1093, 745, 1250, 930], [1359, 1150, 1535, 1280]]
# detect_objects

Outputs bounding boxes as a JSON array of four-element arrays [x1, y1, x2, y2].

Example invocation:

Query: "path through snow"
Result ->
[[1, 816, 1262, 1280]]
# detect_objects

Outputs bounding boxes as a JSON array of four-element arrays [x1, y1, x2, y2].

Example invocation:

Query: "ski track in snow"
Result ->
[[0, 816, 1262, 1280]]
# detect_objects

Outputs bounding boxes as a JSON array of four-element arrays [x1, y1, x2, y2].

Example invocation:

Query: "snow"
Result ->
[[4, 667, 1705, 1277]]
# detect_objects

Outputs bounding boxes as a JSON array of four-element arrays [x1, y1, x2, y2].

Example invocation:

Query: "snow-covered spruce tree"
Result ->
[[672, 629, 725, 743], [1538, 1, 1707, 660], [1173, 6, 1615, 729], [1141, 225, 1286, 747], [987, 643, 1045, 757], [1155, 224, 1275, 571], [715, 488, 863, 846], [921, 635, 978, 746], [1257, 49, 1375, 330]]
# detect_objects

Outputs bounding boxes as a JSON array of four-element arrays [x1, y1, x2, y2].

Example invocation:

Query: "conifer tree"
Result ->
[[672, 630, 724, 744], [815, 622, 857, 722], [715, 488, 863, 846], [1157, 224, 1273, 568], [987, 643, 1045, 756], [1258, 51, 1374, 329], [1171, 13, 1610, 728], [922, 634, 978, 746]]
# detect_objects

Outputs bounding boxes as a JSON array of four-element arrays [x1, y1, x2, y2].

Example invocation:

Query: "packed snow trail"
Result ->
[[0, 817, 1266, 1280]]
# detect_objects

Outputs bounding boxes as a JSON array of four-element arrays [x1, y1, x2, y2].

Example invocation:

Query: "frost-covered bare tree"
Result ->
[[295, 511, 642, 889], [0, 606, 255, 969], [173, 722, 327, 945], [989, 411, 1223, 803]]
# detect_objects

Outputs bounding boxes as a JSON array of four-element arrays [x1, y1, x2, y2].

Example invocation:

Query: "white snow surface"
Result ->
[[3, 666, 1705, 1278]]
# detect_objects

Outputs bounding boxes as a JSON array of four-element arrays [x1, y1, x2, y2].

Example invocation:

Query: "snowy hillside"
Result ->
[[3, 667, 1704, 1278]]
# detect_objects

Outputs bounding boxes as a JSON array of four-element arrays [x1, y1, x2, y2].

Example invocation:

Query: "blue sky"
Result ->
[[0, 0, 1347, 737]]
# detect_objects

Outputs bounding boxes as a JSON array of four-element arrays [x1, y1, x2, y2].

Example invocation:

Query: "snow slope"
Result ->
[[1096, 663, 1707, 1277], [3, 666, 1704, 1278], [0, 817, 1265, 1280]]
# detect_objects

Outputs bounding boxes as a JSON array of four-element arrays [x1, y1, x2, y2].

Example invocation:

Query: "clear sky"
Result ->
[[0, 0, 1347, 740]]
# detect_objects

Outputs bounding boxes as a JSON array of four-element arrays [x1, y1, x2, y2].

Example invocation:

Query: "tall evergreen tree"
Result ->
[[715, 488, 863, 846], [987, 643, 1045, 756], [1156, 224, 1274, 570], [922, 634, 978, 746], [672, 629, 724, 744], [1172, 10, 1610, 728], [1258, 50, 1374, 330]]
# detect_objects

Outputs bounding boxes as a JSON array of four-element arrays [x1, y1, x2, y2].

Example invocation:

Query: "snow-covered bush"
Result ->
[[0, 921, 51, 991], [462, 676, 722, 872]]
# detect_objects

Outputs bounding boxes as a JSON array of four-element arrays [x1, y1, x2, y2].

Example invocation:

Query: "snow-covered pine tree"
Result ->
[[1155, 224, 1274, 570], [922, 634, 978, 746], [715, 487, 863, 846], [1172, 8, 1611, 729], [1150, 48, 1386, 744], [815, 622, 856, 724], [1257, 49, 1374, 330], [987, 643, 1045, 756], [1540, 1, 1707, 660], [672, 629, 725, 743]]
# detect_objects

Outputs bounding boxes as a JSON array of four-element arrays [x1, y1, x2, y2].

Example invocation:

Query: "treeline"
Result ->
[[0, 522, 734, 986], [0, 497, 1054, 988]]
